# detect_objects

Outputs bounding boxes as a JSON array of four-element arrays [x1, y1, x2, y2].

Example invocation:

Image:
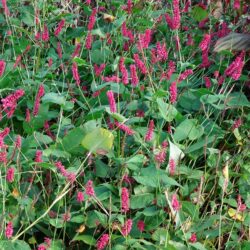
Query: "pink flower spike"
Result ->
[[187, 34, 194, 46], [55, 161, 67, 176], [121, 187, 130, 212], [137, 220, 145, 232], [35, 150, 43, 163], [218, 76, 224, 86], [137, 29, 152, 50], [6, 167, 15, 183], [0, 151, 7, 164], [62, 212, 71, 222], [0, 60, 6, 77], [106, 90, 117, 113], [42, 25, 49, 42], [161, 60, 176, 81], [5, 222, 13, 239], [200, 49, 211, 68], [165, 0, 180, 30], [33, 84, 45, 116], [145, 120, 154, 142], [85, 32, 93, 50], [102, 75, 121, 83], [234, 0, 240, 9], [72, 62, 80, 86], [48, 58, 53, 67], [237, 194, 246, 212], [85, 180, 95, 196], [37, 245, 47, 250], [199, 34, 211, 51], [156, 42, 168, 61], [115, 121, 134, 135], [13, 55, 22, 69], [54, 19, 65, 36], [232, 118, 242, 130], [178, 69, 193, 82], [1, 89, 25, 118], [65, 172, 76, 183], [189, 233, 197, 243], [169, 158, 176, 176], [88, 8, 97, 31], [225, 51, 245, 80], [71, 43, 81, 58], [44, 237, 51, 247], [171, 193, 180, 211], [57, 42, 63, 59], [204, 76, 211, 88], [35, 32, 40, 40], [1, 0, 10, 16], [96, 234, 109, 250], [169, 81, 177, 104], [94, 64, 106, 77], [76, 191, 84, 203], [0, 127, 10, 148], [133, 54, 147, 74], [121, 219, 133, 236], [121, 22, 128, 37], [126, 0, 132, 14], [15, 135, 22, 149], [183, 0, 191, 12], [119, 57, 129, 85], [130, 64, 139, 87]]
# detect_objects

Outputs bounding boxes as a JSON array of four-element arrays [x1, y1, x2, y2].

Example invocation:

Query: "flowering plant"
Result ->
[[0, 0, 249, 249]]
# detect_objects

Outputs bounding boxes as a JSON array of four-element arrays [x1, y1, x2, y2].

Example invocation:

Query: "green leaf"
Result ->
[[182, 201, 199, 220], [0, 240, 31, 250], [174, 119, 204, 141], [71, 215, 85, 223], [152, 228, 168, 243], [95, 159, 110, 177], [125, 154, 147, 170], [95, 185, 111, 201], [242, 241, 250, 250], [81, 127, 114, 154], [109, 112, 127, 122], [133, 166, 181, 188], [33, 132, 53, 144], [42, 93, 66, 105], [61, 127, 85, 152], [113, 15, 127, 28], [227, 92, 250, 107], [189, 242, 208, 250], [73, 235, 96, 246], [168, 241, 187, 250], [186, 136, 217, 155], [130, 193, 154, 209], [49, 218, 64, 228], [191, 6, 208, 22], [157, 98, 177, 122], [72, 57, 87, 66], [200, 94, 225, 109], [142, 206, 159, 216], [20, 7, 34, 27], [48, 240, 65, 250], [92, 28, 106, 38], [86, 210, 107, 228], [90, 48, 112, 64], [43, 147, 71, 159], [179, 91, 201, 111]]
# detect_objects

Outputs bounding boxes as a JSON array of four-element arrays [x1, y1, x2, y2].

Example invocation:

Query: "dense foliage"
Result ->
[[0, 0, 249, 249]]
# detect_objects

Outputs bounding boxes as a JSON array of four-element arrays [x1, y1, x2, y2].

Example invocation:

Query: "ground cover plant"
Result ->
[[0, 0, 250, 249]]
